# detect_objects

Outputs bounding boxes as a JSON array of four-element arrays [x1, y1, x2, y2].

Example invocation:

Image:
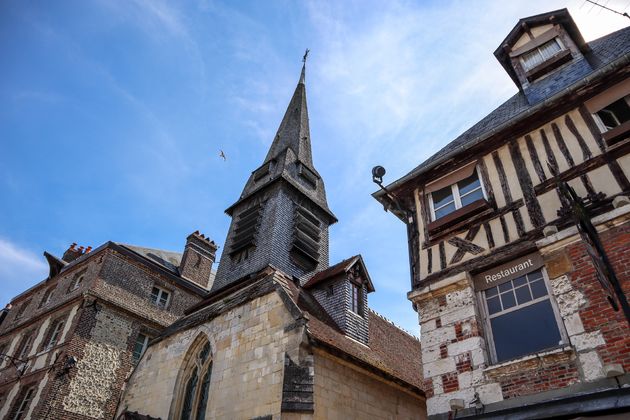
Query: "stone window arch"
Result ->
[[171, 334, 213, 420]]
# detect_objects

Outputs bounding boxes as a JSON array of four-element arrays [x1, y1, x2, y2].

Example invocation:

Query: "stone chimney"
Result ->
[[62, 243, 83, 263], [180, 231, 218, 289]]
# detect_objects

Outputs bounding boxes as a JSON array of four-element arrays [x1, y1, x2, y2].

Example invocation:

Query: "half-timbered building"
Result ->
[[374, 9, 630, 419]]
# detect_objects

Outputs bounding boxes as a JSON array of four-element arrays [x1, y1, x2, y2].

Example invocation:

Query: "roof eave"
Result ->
[[378, 51, 630, 199]]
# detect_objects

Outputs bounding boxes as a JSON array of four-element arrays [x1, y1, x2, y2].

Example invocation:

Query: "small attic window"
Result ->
[[520, 38, 563, 71]]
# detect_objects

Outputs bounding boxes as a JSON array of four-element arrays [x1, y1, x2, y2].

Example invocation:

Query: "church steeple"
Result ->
[[212, 58, 337, 291]]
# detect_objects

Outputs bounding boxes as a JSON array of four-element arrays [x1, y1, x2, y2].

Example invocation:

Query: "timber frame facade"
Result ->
[[375, 9, 630, 419]]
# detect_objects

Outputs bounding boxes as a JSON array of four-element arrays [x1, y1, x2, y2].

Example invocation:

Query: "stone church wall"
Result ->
[[309, 350, 426, 420], [120, 290, 301, 419]]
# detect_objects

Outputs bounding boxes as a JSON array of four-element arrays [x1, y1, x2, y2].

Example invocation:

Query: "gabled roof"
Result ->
[[494, 9, 589, 89], [154, 266, 422, 393], [376, 25, 630, 197], [303, 255, 375, 292]]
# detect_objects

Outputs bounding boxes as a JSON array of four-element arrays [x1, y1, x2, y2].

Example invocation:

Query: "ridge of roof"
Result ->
[[377, 24, 630, 194]]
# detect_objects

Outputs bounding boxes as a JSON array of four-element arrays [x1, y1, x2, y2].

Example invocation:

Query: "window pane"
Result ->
[[151, 287, 159, 302], [522, 49, 543, 70], [498, 282, 513, 293], [133, 334, 147, 361], [486, 296, 502, 315], [457, 173, 481, 195], [597, 98, 630, 130], [515, 285, 532, 305], [432, 187, 455, 210], [539, 39, 561, 60], [196, 365, 213, 420], [491, 299, 562, 362], [460, 189, 484, 206], [530, 279, 548, 299], [513, 276, 527, 287], [485, 286, 498, 297], [181, 369, 199, 420], [435, 202, 457, 219], [500, 290, 516, 310]]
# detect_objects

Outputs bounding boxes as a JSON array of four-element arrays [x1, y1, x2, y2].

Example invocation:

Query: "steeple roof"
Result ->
[[226, 62, 336, 222], [263, 63, 314, 171]]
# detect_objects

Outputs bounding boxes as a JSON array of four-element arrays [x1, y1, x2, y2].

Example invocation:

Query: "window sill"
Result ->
[[603, 120, 630, 147], [484, 345, 574, 377], [427, 199, 491, 235], [525, 50, 572, 82]]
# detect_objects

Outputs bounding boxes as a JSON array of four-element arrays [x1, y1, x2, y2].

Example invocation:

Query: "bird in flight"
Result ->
[[219, 150, 226, 161]]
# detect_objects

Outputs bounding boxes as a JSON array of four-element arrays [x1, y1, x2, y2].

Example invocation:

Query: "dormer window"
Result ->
[[520, 38, 563, 71], [429, 171, 485, 221], [350, 283, 364, 317]]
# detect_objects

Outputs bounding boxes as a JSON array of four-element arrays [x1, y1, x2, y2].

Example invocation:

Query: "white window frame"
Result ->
[[13, 386, 35, 420], [45, 319, 65, 350], [132, 333, 150, 362], [593, 95, 630, 133], [519, 37, 565, 71], [479, 267, 568, 364], [69, 274, 84, 292], [428, 169, 487, 221], [150, 286, 171, 309]]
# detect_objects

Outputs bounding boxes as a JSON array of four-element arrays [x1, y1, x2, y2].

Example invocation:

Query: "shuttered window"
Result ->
[[291, 204, 321, 269], [229, 204, 264, 259], [520, 38, 563, 71]]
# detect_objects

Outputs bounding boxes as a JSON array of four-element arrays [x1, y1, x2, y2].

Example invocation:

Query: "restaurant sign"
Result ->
[[473, 252, 543, 291]]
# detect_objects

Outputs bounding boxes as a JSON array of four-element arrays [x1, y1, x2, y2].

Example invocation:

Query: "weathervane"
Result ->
[[303, 48, 310, 63]]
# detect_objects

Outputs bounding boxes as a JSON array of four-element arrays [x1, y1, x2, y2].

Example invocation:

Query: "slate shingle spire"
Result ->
[[212, 60, 337, 291]]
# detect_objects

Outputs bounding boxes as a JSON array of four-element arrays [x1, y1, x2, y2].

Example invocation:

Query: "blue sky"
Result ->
[[1, 0, 627, 334]]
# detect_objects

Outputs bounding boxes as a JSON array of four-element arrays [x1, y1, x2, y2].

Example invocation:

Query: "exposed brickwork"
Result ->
[[0, 241, 205, 420], [566, 222, 630, 372], [441, 372, 459, 393]]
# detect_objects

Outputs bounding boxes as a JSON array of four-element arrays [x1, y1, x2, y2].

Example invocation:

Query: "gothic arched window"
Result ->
[[175, 338, 213, 420]]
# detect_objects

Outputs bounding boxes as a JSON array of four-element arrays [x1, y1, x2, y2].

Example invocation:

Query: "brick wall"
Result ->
[[412, 211, 630, 417]]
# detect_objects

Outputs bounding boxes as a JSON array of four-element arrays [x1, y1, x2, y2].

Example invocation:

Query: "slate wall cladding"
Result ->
[[310, 278, 369, 344], [214, 185, 331, 291]]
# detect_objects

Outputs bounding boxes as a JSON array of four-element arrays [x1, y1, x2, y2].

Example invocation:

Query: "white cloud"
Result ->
[[0, 239, 48, 306]]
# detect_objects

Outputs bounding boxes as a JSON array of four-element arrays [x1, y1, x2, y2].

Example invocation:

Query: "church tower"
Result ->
[[212, 62, 337, 291]]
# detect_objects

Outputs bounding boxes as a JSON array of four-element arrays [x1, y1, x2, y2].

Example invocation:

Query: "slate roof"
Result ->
[[302, 255, 375, 292], [284, 275, 422, 390], [155, 266, 423, 393], [385, 25, 630, 189], [120, 244, 182, 275]]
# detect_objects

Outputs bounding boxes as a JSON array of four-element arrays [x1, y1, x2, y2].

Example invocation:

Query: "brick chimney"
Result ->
[[180, 231, 218, 289], [62, 243, 83, 263]]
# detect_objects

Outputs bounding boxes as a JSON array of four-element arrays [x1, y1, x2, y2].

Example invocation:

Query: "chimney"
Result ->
[[180, 231, 218, 289], [62, 243, 83, 263]]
